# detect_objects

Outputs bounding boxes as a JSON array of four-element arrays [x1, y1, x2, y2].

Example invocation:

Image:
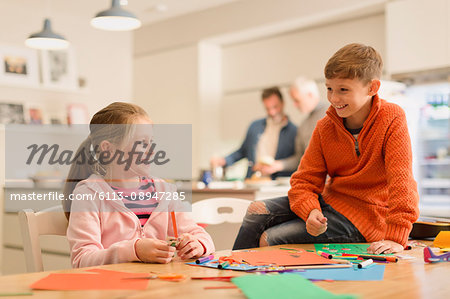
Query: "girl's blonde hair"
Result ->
[[62, 102, 149, 219]]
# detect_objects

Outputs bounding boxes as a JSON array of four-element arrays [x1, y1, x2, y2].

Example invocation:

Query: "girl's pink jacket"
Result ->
[[67, 174, 215, 268]]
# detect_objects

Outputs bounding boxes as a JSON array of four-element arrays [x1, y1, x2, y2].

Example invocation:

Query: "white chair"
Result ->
[[192, 197, 251, 250], [192, 197, 251, 224], [19, 205, 68, 272]]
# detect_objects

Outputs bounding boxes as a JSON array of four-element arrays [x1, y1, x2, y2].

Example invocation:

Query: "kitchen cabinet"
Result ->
[[386, 0, 450, 74]]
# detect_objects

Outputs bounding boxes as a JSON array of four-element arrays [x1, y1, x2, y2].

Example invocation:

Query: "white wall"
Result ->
[[0, 1, 133, 118], [220, 14, 386, 153]]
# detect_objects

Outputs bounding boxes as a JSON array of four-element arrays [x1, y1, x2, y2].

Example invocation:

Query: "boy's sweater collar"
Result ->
[[326, 94, 381, 130]]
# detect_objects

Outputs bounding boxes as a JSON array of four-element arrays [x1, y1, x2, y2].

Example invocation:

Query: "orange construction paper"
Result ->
[[434, 231, 450, 249], [30, 269, 149, 290], [231, 249, 340, 266]]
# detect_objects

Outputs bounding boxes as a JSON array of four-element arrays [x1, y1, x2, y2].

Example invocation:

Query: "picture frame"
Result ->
[[67, 103, 89, 124], [40, 47, 78, 90], [24, 103, 47, 125], [0, 45, 39, 87], [0, 102, 25, 124]]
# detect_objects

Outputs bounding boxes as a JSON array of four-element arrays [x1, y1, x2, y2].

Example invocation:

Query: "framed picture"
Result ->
[[67, 103, 89, 124], [24, 103, 47, 125], [28, 107, 44, 124], [40, 48, 78, 90], [0, 45, 39, 87], [0, 103, 25, 124]]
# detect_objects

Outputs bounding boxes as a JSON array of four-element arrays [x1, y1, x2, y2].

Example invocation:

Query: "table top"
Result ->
[[0, 243, 448, 299]]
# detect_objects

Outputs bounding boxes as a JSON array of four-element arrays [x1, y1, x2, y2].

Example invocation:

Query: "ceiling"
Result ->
[[125, 0, 239, 25], [11, 0, 240, 25]]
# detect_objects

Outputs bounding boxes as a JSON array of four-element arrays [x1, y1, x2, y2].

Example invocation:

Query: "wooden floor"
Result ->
[[0, 242, 448, 298]]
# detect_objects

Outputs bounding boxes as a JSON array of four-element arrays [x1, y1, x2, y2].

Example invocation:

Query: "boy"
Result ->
[[233, 43, 419, 254]]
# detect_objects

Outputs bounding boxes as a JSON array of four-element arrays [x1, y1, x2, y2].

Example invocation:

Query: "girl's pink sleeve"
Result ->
[[66, 185, 141, 268]]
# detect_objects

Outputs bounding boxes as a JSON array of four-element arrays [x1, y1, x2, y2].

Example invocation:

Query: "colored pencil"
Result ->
[[204, 286, 238, 290], [0, 292, 33, 297]]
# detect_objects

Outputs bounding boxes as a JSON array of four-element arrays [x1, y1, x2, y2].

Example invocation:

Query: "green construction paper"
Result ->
[[314, 244, 393, 256], [231, 274, 357, 299]]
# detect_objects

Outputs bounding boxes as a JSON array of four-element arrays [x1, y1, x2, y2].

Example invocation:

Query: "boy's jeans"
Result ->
[[233, 195, 366, 250]]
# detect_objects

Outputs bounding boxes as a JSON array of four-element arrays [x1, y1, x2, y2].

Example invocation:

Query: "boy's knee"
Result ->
[[259, 231, 269, 247], [246, 201, 269, 215]]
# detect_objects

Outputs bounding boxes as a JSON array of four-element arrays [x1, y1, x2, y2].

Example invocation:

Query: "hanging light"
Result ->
[[91, 0, 141, 31], [25, 18, 69, 50]]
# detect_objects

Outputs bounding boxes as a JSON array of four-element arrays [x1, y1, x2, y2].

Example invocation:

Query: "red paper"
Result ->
[[30, 269, 149, 290], [231, 249, 340, 266]]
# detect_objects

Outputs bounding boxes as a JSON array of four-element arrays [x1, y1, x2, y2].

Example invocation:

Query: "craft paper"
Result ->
[[231, 274, 356, 299], [314, 244, 393, 256], [186, 260, 258, 271], [30, 269, 149, 290], [433, 231, 450, 249], [231, 249, 340, 266], [296, 264, 385, 281]]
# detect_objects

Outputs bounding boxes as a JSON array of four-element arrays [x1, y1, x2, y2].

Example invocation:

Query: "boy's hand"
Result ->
[[135, 238, 175, 264], [177, 233, 204, 260], [306, 209, 327, 236], [367, 240, 403, 254]]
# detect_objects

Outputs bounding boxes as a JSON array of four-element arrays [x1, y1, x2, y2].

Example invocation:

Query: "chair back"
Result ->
[[19, 205, 68, 272], [192, 197, 250, 224]]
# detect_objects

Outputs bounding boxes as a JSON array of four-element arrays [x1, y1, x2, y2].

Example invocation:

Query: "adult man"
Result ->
[[210, 87, 297, 179], [253, 77, 327, 176]]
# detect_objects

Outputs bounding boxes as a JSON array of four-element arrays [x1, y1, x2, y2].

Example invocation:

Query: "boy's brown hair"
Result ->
[[324, 43, 383, 84]]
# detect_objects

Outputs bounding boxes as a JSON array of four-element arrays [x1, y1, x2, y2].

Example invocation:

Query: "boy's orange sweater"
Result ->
[[288, 95, 419, 246]]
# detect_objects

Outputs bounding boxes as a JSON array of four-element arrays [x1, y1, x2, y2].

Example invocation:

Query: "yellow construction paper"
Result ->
[[433, 231, 450, 249]]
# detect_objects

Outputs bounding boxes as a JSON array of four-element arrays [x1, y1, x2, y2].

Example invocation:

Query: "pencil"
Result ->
[[171, 211, 178, 238], [0, 292, 33, 297], [204, 286, 237, 290]]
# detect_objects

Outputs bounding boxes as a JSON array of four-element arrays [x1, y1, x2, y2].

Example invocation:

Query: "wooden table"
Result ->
[[0, 243, 448, 298]]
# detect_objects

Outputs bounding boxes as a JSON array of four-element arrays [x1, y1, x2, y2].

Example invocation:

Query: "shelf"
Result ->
[[421, 178, 450, 188], [420, 158, 450, 165], [419, 204, 450, 218], [420, 195, 450, 204], [0, 83, 90, 95]]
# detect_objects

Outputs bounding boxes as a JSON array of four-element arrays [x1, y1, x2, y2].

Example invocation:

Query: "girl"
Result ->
[[64, 102, 214, 268]]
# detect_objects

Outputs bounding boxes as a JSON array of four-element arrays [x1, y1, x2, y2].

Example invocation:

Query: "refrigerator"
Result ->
[[380, 81, 450, 218]]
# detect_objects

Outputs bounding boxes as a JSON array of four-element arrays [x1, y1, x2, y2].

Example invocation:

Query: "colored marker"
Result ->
[[170, 211, 178, 238], [317, 250, 333, 259], [196, 255, 214, 264], [218, 261, 230, 269], [358, 255, 398, 263], [357, 259, 373, 269]]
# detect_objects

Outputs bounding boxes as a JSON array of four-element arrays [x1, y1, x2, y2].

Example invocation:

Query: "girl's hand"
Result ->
[[306, 209, 328, 236], [367, 240, 403, 254], [177, 233, 204, 260], [135, 238, 175, 264]]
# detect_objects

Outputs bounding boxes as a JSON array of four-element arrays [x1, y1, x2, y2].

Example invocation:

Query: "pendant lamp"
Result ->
[[91, 0, 141, 31], [25, 18, 69, 50]]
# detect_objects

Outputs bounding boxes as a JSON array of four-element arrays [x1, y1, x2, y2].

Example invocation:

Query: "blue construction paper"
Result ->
[[295, 264, 385, 281], [185, 260, 258, 271]]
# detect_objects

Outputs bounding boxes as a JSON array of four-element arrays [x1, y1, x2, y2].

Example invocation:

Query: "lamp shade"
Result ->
[[91, 0, 141, 31], [25, 18, 69, 50]]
